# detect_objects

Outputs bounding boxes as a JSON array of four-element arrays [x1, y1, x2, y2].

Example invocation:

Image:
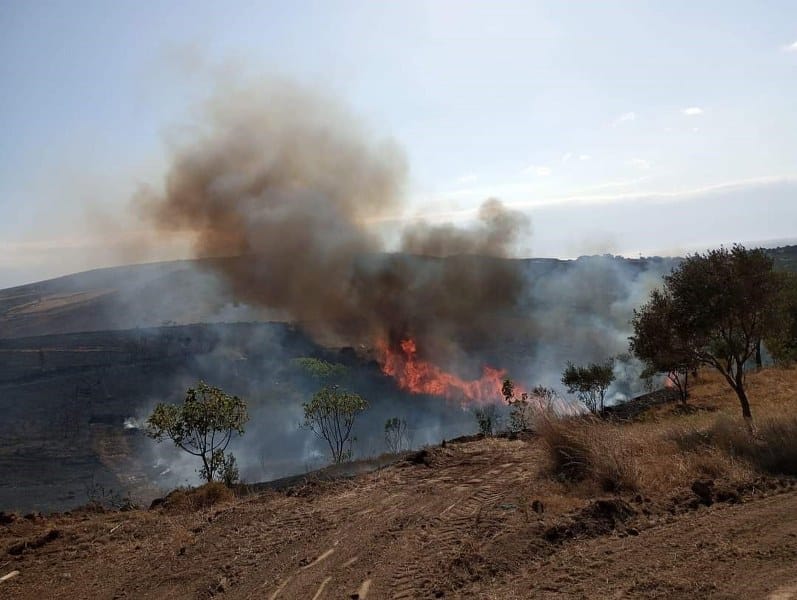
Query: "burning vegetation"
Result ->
[[377, 337, 509, 404], [135, 80, 530, 403]]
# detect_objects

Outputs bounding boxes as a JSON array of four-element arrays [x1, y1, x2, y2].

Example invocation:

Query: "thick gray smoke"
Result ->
[[121, 80, 673, 489], [136, 81, 529, 365]]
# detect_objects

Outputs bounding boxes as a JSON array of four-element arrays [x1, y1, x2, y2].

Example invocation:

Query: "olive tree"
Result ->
[[630, 245, 784, 423], [561, 360, 615, 414], [147, 381, 248, 484], [764, 271, 797, 365], [629, 289, 698, 403]]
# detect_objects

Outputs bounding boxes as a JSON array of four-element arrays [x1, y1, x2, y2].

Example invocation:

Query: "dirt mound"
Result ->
[[544, 498, 637, 542]]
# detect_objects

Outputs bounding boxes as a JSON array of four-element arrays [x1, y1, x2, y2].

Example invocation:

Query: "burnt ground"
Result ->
[[1, 435, 796, 600]]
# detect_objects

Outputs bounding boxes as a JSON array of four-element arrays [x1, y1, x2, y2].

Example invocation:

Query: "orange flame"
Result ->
[[377, 338, 508, 404]]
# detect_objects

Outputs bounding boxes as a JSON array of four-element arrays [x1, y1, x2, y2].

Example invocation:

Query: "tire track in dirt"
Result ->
[[389, 484, 506, 599], [770, 582, 797, 599]]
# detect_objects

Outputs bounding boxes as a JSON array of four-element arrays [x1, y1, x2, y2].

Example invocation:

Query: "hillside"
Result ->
[[3, 246, 796, 341], [0, 257, 265, 339], [0, 253, 656, 339], [0, 248, 792, 513], [2, 367, 796, 599]]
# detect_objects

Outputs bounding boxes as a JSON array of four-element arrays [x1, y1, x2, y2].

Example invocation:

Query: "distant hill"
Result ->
[[0, 257, 269, 339], [2, 246, 793, 340], [0, 253, 657, 339], [770, 244, 797, 273]]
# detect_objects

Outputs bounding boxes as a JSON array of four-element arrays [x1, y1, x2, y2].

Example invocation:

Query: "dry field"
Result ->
[[2, 366, 797, 599]]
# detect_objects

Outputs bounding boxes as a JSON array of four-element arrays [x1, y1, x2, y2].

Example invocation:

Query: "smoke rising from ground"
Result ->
[[121, 79, 675, 487], [136, 80, 529, 361]]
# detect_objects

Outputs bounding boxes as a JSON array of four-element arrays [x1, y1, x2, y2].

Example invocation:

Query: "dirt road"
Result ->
[[2, 437, 796, 599], [488, 489, 797, 599]]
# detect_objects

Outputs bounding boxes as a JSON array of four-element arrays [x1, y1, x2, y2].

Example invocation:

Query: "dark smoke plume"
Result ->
[[136, 81, 529, 366]]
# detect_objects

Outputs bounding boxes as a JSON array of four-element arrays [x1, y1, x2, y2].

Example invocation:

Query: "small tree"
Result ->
[[631, 245, 784, 424], [561, 360, 615, 414], [473, 404, 500, 436], [147, 381, 248, 484], [220, 453, 240, 487], [296, 357, 368, 463], [629, 289, 698, 403], [303, 385, 368, 463], [530, 385, 559, 411], [502, 378, 532, 431], [384, 417, 409, 453]]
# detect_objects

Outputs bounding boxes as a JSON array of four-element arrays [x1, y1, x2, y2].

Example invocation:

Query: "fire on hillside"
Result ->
[[377, 337, 512, 405]]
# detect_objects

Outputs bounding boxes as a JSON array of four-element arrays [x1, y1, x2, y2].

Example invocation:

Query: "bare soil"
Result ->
[[1, 433, 796, 599]]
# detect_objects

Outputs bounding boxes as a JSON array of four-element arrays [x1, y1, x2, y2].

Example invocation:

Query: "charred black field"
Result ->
[[1, 247, 795, 513]]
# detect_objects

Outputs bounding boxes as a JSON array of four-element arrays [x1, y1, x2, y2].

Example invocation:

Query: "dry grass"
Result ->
[[161, 482, 234, 512], [538, 366, 797, 497]]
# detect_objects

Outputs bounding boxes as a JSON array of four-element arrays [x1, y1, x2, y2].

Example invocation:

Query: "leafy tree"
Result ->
[[764, 271, 797, 365], [303, 386, 368, 463], [629, 289, 699, 403], [297, 357, 367, 464], [561, 360, 615, 413], [147, 382, 248, 483], [631, 245, 784, 423], [384, 417, 409, 453]]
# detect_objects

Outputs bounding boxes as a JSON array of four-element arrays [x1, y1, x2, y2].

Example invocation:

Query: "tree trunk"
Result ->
[[733, 383, 754, 431], [201, 454, 213, 483], [680, 371, 689, 404], [755, 340, 763, 369]]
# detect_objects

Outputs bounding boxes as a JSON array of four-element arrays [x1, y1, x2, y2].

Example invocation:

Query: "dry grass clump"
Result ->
[[537, 414, 644, 493], [673, 411, 797, 477], [162, 482, 234, 512], [538, 367, 797, 498]]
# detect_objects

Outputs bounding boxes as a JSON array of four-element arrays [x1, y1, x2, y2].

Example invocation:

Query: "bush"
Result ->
[[676, 413, 797, 477], [221, 453, 240, 487], [537, 414, 641, 493], [473, 405, 499, 437], [83, 480, 137, 511], [161, 482, 234, 512]]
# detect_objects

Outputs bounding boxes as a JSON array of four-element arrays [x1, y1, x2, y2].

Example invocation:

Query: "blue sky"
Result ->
[[1, 1, 796, 286]]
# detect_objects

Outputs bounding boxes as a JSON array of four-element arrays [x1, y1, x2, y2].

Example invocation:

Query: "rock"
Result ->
[[531, 499, 545, 514]]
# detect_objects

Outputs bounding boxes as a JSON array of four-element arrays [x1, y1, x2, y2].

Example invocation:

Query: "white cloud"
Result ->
[[523, 165, 552, 176], [627, 158, 651, 170], [783, 40, 797, 52], [682, 106, 704, 116], [561, 152, 573, 163], [579, 154, 591, 161], [431, 174, 797, 213], [611, 111, 636, 126], [455, 173, 478, 184]]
